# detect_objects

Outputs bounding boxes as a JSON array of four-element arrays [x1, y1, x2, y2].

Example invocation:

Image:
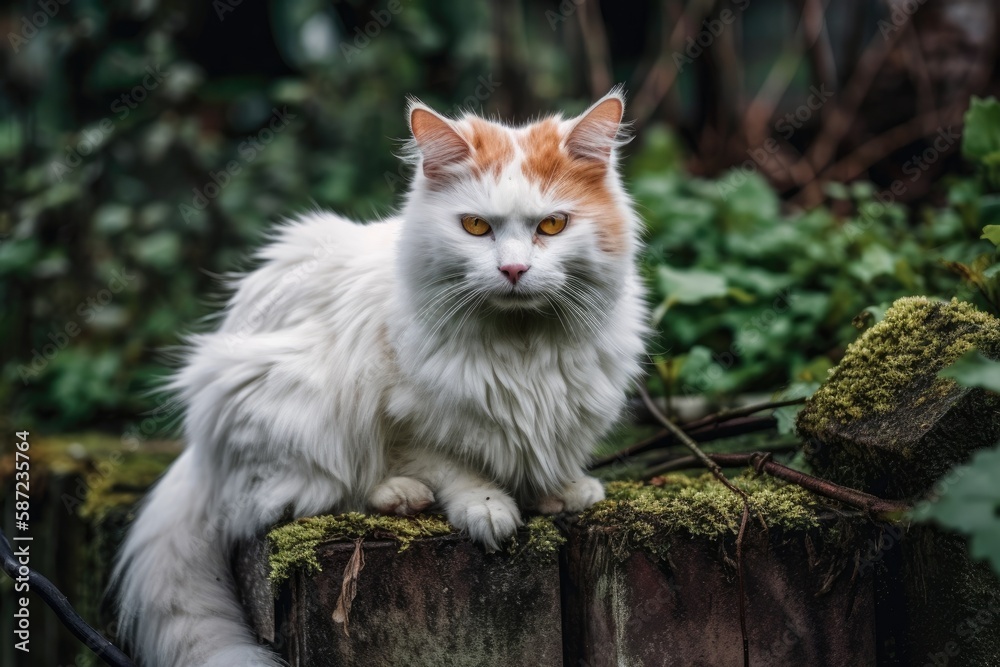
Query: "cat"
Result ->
[[111, 88, 648, 666]]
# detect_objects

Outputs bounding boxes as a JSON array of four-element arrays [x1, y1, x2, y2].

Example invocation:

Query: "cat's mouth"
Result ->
[[490, 289, 546, 310]]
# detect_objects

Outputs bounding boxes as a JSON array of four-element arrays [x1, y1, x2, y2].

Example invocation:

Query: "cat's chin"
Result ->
[[489, 291, 548, 312]]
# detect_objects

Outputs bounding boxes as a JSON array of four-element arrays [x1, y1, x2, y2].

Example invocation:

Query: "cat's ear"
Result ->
[[408, 101, 471, 181], [564, 89, 627, 163]]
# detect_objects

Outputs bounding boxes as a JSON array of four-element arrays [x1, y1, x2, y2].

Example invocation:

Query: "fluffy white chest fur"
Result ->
[[113, 90, 647, 667]]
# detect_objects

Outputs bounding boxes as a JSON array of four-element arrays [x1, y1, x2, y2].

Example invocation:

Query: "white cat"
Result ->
[[112, 89, 647, 666]]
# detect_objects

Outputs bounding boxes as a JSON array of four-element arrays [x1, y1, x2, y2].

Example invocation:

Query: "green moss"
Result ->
[[799, 297, 1000, 432], [506, 516, 566, 563], [268, 513, 455, 585], [798, 297, 1000, 496], [268, 513, 570, 585], [579, 473, 833, 560], [78, 451, 177, 521]]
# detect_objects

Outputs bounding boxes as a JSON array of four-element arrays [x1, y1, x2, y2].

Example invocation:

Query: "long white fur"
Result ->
[[111, 90, 647, 666]]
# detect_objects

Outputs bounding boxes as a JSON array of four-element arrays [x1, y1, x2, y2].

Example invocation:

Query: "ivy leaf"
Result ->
[[983, 225, 1000, 247], [913, 444, 1000, 577], [652, 265, 729, 323], [962, 97, 1000, 165], [939, 351, 1000, 392]]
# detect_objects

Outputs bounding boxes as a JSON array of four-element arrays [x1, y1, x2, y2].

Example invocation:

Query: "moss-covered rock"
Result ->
[[578, 473, 846, 561], [798, 297, 1000, 499]]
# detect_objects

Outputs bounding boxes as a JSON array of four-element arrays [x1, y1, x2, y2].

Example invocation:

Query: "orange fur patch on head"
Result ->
[[460, 119, 515, 180], [519, 118, 626, 254]]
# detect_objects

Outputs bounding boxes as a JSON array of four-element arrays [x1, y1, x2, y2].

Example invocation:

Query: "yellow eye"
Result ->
[[461, 215, 492, 236], [537, 214, 568, 236]]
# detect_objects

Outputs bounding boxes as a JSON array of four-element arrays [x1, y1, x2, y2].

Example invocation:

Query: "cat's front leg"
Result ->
[[368, 476, 435, 516], [536, 475, 605, 514], [399, 453, 522, 551]]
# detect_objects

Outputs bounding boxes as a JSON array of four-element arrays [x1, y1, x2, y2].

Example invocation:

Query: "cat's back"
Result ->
[[221, 212, 401, 337]]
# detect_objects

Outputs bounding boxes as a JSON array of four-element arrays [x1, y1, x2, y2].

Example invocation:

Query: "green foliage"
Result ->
[[939, 351, 1000, 392], [914, 445, 1000, 577], [3, 0, 1000, 436], [634, 100, 1000, 402], [963, 96, 1000, 188]]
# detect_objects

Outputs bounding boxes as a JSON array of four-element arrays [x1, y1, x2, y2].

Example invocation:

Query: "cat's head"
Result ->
[[399, 88, 637, 324]]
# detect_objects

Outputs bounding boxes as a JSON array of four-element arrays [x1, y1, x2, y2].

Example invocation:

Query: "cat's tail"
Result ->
[[110, 449, 280, 667]]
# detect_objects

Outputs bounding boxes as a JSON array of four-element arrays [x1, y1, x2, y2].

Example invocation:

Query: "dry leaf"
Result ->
[[331, 538, 365, 637]]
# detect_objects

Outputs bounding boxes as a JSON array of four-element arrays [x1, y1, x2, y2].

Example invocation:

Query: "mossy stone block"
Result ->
[[798, 297, 1000, 499], [240, 515, 565, 666], [564, 477, 874, 666]]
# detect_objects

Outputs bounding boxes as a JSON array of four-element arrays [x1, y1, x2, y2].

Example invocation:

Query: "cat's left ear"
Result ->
[[564, 88, 627, 163]]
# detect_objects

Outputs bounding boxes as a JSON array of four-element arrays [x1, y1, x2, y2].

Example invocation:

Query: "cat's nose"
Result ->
[[498, 264, 529, 285]]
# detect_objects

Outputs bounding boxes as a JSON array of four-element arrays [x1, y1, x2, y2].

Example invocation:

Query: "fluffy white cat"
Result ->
[[112, 89, 647, 666]]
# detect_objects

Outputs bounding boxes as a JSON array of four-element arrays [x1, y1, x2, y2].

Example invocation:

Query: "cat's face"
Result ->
[[400, 90, 636, 323]]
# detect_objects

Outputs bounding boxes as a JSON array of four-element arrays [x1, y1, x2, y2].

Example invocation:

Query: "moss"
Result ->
[[268, 513, 570, 585], [268, 513, 455, 585], [579, 472, 835, 560], [799, 297, 1000, 432], [0, 433, 179, 523], [506, 516, 566, 563], [798, 297, 1000, 497], [78, 451, 177, 521]]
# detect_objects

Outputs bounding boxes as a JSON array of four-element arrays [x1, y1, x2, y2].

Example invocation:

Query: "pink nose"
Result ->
[[499, 264, 529, 285]]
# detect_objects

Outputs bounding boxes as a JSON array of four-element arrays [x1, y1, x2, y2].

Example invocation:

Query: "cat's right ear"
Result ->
[[408, 101, 471, 181]]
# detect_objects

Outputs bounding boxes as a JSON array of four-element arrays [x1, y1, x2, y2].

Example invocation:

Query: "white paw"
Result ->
[[368, 476, 435, 516], [447, 491, 522, 551], [537, 476, 605, 514]]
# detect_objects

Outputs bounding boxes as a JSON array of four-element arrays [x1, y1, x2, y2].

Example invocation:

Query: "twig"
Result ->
[[576, 0, 613, 98], [680, 397, 806, 432], [644, 442, 802, 473], [0, 526, 135, 667], [792, 13, 910, 206], [589, 415, 778, 470], [639, 385, 751, 667], [793, 102, 967, 199], [648, 452, 911, 515], [631, 0, 717, 129]]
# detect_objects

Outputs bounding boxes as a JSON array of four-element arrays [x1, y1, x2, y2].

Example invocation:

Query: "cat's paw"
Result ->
[[368, 476, 435, 516], [536, 476, 605, 514], [447, 491, 522, 551]]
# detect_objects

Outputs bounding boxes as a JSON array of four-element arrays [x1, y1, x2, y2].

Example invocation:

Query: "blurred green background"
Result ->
[[2, 0, 999, 435]]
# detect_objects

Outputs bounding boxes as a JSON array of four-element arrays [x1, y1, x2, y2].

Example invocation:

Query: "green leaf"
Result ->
[[939, 351, 1000, 392], [849, 244, 896, 283], [962, 97, 1000, 164], [914, 443, 1000, 577], [983, 225, 1000, 247], [656, 265, 728, 305]]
